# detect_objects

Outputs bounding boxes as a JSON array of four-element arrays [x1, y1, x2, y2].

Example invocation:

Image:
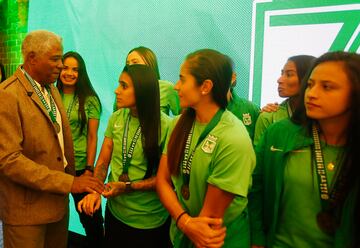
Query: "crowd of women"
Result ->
[[53, 46, 359, 248]]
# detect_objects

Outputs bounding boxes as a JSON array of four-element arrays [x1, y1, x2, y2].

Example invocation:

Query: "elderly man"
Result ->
[[0, 30, 104, 248]]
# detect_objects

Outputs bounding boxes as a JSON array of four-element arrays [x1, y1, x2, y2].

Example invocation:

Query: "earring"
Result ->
[[202, 91, 206, 95]]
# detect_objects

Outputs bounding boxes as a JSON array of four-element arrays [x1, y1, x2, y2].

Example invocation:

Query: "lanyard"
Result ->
[[182, 109, 224, 186], [312, 124, 343, 209], [312, 124, 343, 235], [119, 114, 141, 181], [312, 124, 331, 209], [24, 71, 60, 133], [65, 95, 77, 119]]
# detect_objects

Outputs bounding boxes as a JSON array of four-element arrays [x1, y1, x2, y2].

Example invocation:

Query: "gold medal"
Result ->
[[327, 162, 335, 171], [119, 173, 130, 182], [181, 184, 190, 200], [54, 122, 61, 133]]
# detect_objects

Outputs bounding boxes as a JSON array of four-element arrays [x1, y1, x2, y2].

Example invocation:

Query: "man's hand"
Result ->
[[71, 174, 104, 194], [83, 170, 93, 177]]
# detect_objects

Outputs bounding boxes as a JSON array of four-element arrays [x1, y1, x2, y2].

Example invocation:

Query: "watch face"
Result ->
[[125, 181, 132, 193]]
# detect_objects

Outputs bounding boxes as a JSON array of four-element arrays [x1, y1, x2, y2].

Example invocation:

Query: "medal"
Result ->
[[54, 122, 61, 133], [181, 184, 190, 200], [316, 211, 337, 235], [119, 173, 130, 182], [327, 162, 335, 171]]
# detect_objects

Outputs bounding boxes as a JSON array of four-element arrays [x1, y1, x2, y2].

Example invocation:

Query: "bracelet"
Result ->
[[175, 211, 187, 227]]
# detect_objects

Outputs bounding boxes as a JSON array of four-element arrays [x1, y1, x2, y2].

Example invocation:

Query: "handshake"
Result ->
[[72, 175, 130, 216]]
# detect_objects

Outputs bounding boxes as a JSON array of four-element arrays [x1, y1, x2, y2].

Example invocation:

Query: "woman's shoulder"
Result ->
[[220, 110, 244, 126], [267, 118, 300, 134], [110, 108, 128, 120], [215, 110, 250, 140], [260, 119, 311, 149], [158, 80, 176, 93], [232, 93, 260, 111], [257, 104, 288, 123], [158, 79, 174, 86], [85, 95, 101, 106]]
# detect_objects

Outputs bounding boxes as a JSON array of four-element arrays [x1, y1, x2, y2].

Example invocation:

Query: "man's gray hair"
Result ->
[[21, 30, 62, 60]]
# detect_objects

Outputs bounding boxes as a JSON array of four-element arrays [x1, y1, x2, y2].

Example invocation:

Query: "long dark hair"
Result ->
[[122, 64, 161, 179], [286, 55, 316, 110], [167, 49, 232, 175], [127, 46, 161, 79], [288, 55, 316, 85], [56, 51, 102, 133], [292, 51, 360, 247]]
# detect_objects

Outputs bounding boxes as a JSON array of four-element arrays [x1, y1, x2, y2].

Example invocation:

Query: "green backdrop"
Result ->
[[27, 0, 360, 235]]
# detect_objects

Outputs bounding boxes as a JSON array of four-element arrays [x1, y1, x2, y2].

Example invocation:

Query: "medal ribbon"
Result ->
[[312, 124, 346, 234], [24, 71, 58, 124], [65, 95, 77, 119], [312, 124, 343, 209], [121, 114, 141, 177], [182, 109, 224, 186]]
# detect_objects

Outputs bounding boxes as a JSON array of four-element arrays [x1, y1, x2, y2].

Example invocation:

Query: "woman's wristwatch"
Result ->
[[125, 181, 133, 193], [85, 165, 94, 172]]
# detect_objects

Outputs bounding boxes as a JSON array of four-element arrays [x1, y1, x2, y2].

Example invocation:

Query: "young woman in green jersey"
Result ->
[[249, 51, 360, 248], [113, 46, 180, 116], [156, 49, 256, 248], [56, 51, 104, 248], [254, 55, 315, 145], [78, 64, 171, 248]]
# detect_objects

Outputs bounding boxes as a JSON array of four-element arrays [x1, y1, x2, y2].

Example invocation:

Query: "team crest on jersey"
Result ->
[[242, 113, 252, 126], [201, 134, 218, 153]]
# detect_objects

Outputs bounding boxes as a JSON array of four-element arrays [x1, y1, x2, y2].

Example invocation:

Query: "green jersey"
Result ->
[[105, 108, 171, 229], [249, 118, 355, 248], [273, 144, 343, 248], [254, 100, 291, 146], [62, 93, 101, 170], [165, 110, 256, 247], [227, 91, 260, 141], [159, 79, 180, 116]]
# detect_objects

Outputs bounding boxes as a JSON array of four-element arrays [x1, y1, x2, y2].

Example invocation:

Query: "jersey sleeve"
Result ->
[[104, 111, 118, 138], [86, 96, 101, 120], [208, 126, 256, 197]]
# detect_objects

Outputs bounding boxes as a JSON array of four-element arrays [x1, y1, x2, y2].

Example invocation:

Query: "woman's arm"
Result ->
[[84, 118, 99, 175], [156, 155, 188, 221], [93, 137, 113, 182], [199, 184, 234, 218], [78, 136, 113, 215], [102, 176, 157, 198], [156, 155, 226, 248]]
